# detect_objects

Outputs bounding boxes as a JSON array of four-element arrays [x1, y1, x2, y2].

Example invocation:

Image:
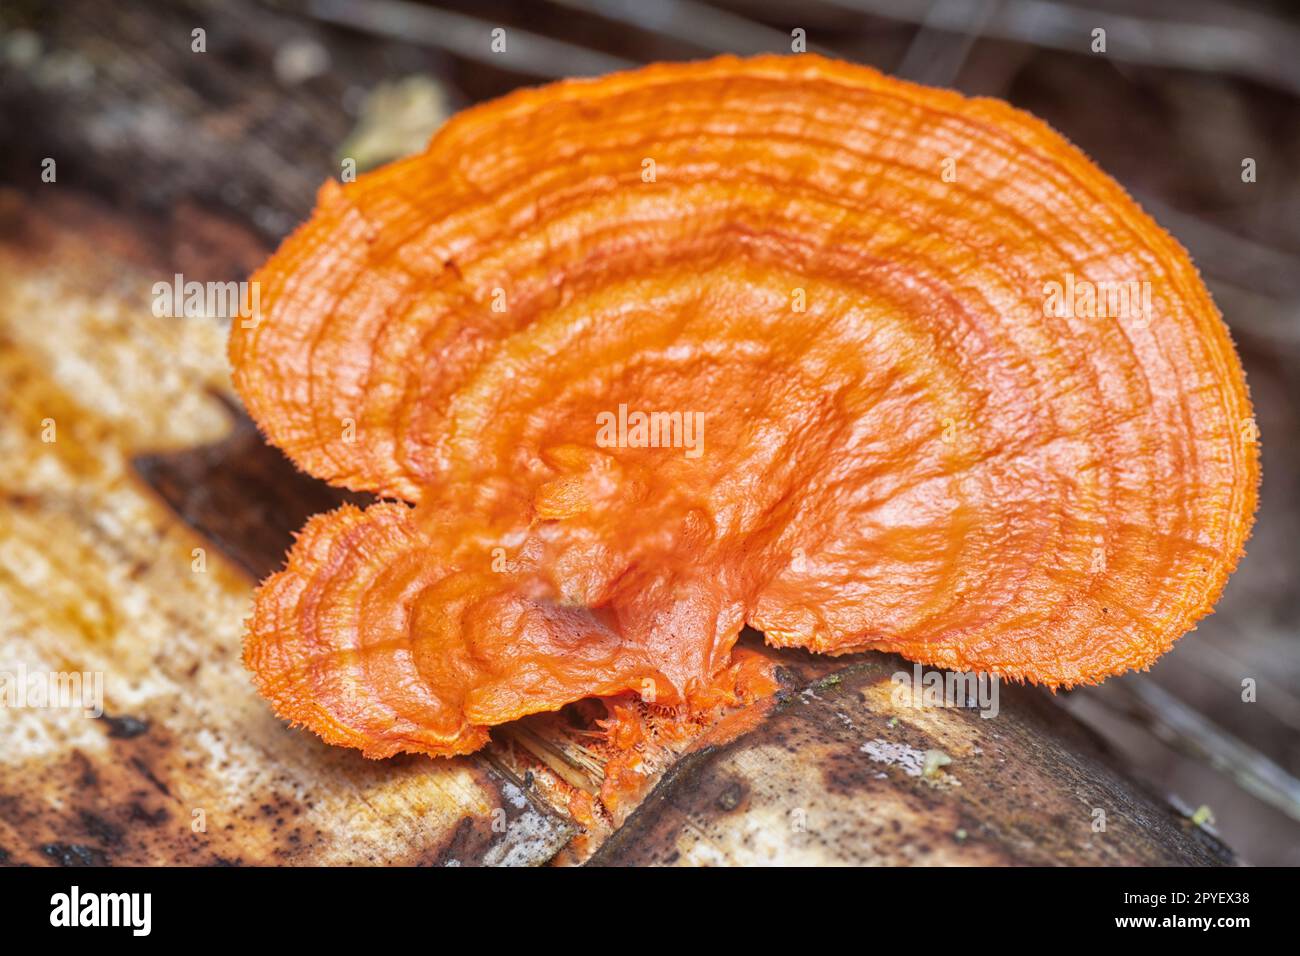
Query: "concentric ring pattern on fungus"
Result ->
[[230, 54, 1258, 758]]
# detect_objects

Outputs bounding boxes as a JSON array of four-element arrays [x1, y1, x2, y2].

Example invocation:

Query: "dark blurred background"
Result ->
[[1, 0, 1296, 864]]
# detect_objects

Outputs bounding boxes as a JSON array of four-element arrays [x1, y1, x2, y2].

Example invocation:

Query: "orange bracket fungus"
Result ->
[[229, 55, 1258, 759]]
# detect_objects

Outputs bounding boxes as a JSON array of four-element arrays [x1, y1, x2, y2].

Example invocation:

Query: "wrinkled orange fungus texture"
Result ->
[[230, 55, 1258, 759]]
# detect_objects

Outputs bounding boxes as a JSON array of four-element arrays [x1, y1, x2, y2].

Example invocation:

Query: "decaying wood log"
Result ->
[[590, 660, 1234, 865], [0, 187, 1235, 865], [0, 189, 572, 866]]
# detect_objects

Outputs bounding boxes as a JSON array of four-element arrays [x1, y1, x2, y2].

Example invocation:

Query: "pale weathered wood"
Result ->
[[0, 189, 572, 865]]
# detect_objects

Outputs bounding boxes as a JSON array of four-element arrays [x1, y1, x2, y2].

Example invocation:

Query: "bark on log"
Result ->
[[589, 660, 1234, 866]]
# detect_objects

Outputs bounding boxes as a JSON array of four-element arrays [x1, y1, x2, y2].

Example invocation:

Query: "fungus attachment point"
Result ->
[[231, 55, 1258, 758]]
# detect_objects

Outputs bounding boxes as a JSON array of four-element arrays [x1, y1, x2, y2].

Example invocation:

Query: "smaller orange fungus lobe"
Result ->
[[232, 55, 1258, 759]]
